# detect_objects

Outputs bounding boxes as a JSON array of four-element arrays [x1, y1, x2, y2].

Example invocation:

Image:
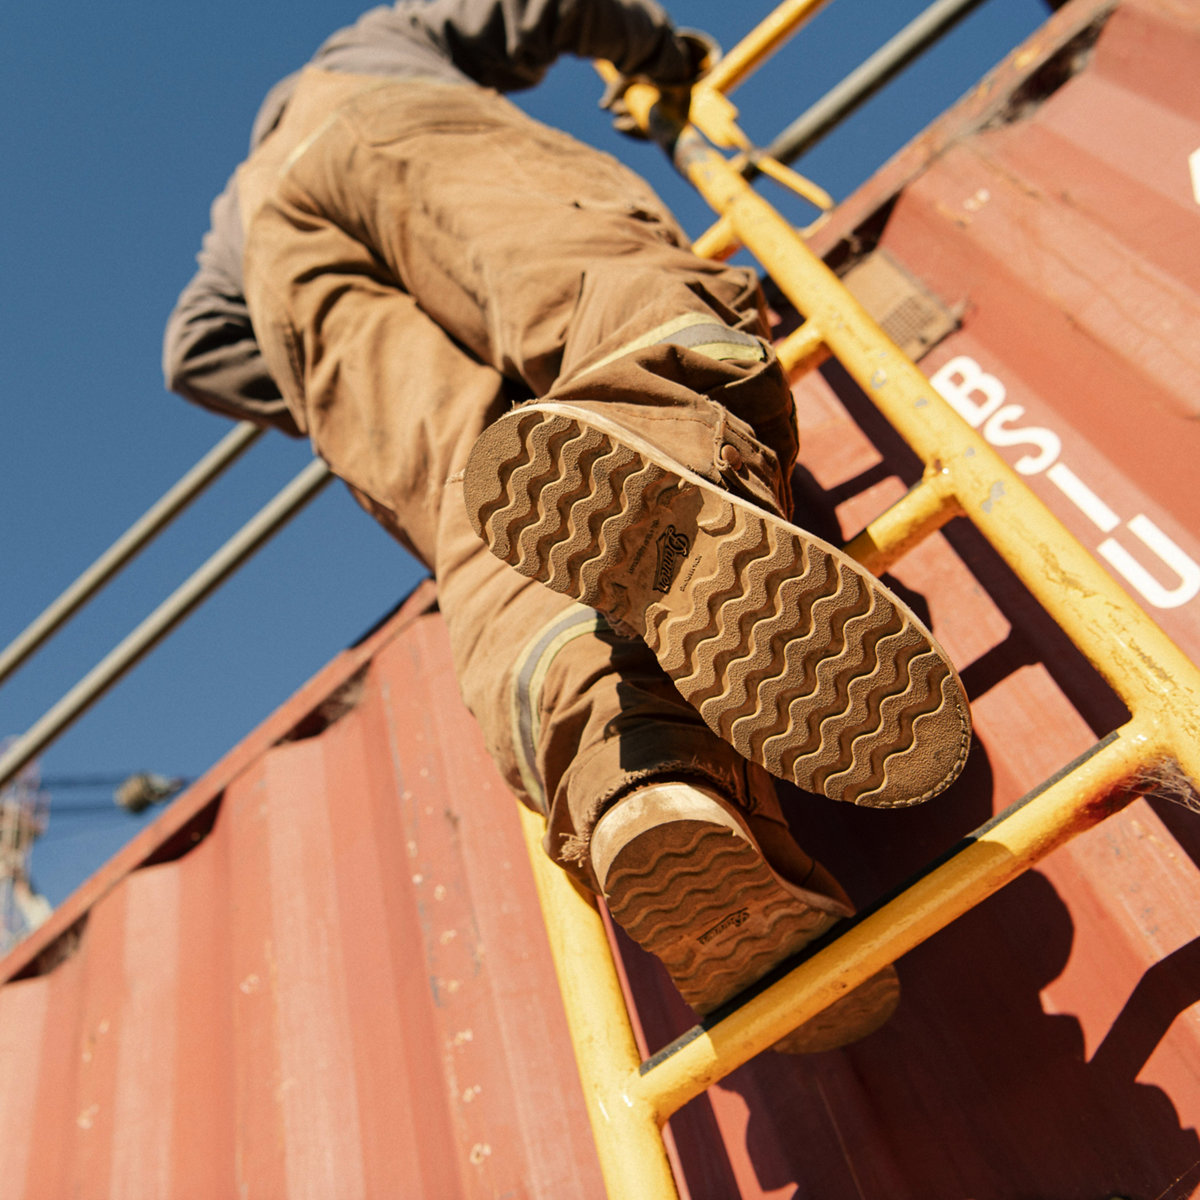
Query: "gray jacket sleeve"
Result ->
[[317, 0, 698, 92], [163, 176, 302, 436]]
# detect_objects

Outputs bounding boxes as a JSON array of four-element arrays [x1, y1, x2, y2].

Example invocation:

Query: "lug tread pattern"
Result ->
[[603, 823, 835, 1014], [465, 406, 970, 808], [649, 513, 959, 807], [470, 412, 669, 616]]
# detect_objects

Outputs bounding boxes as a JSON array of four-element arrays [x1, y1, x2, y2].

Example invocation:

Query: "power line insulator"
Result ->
[[114, 773, 184, 815]]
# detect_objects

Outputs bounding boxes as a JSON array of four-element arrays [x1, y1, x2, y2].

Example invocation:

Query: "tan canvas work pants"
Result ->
[[238, 68, 802, 888]]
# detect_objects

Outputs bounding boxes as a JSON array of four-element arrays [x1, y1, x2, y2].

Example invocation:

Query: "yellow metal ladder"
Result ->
[[517, 3, 1200, 1194]]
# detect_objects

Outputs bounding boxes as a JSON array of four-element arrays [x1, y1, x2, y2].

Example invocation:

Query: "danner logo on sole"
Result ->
[[653, 525, 691, 592], [698, 909, 750, 945]]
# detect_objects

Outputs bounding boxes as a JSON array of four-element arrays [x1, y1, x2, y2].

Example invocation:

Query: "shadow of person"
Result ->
[[713, 868, 1200, 1200], [1087, 936, 1200, 1194], [1099, 940, 1200, 1065]]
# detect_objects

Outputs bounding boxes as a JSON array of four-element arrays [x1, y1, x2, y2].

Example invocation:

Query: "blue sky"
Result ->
[[0, 0, 1051, 908]]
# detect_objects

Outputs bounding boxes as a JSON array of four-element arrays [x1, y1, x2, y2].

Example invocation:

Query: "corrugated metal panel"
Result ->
[[3, 3, 1200, 1196], [816, 0, 1200, 658], [0, 583, 605, 1199]]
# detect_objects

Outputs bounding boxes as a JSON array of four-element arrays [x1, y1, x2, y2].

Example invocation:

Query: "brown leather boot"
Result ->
[[465, 401, 970, 808], [590, 781, 899, 1054]]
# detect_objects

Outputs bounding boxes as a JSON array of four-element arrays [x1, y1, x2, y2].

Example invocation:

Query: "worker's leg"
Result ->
[[234, 68, 811, 825]]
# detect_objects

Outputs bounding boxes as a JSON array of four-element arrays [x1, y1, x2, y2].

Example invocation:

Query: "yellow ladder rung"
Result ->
[[776, 320, 830, 380], [843, 467, 963, 577]]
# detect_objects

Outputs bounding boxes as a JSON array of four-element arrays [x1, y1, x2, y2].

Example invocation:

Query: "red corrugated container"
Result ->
[[0, 583, 607, 1198], [3, 0, 1199, 1195]]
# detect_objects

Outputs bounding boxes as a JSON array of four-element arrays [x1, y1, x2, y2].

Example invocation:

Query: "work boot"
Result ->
[[590, 781, 900, 1053], [464, 401, 971, 809]]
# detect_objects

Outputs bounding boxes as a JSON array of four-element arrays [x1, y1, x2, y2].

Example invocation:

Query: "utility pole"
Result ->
[[0, 748, 51, 953]]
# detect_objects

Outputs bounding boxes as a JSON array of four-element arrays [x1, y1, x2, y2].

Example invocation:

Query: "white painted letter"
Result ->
[[982, 405, 1062, 475], [1099, 514, 1200, 609], [931, 356, 1007, 428]]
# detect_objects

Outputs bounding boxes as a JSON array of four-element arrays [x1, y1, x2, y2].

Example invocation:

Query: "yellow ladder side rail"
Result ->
[[700, 0, 835, 98], [515, 802, 679, 1197]]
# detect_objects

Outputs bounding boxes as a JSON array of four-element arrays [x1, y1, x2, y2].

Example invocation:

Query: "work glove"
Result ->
[[600, 28, 720, 139]]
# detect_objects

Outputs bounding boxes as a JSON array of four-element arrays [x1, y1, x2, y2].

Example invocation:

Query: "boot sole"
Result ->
[[591, 788, 900, 1052], [464, 402, 970, 808]]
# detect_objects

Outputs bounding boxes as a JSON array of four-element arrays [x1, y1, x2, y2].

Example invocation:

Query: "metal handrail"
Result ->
[[0, 458, 332, 794], [688, 0, 989, 257], [0, 421, 264, 689], [760, 0, 988, 169]]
